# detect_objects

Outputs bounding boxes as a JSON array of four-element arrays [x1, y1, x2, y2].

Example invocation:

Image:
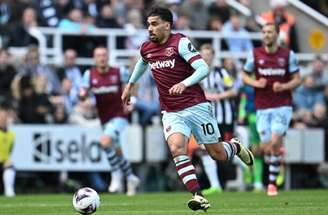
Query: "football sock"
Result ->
[[3, 167, 15, 196], [201, 154, 221, 188], [268, 154, 282, 185], [222, 141, 238, 160], [174, 155, 201, 195], [104, 147, 133, 176]]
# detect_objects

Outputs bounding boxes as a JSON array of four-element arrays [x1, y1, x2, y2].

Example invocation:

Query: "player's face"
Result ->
[[147, 16, 170, 43], [93, 48, 108, 70], [262, 25, 278, 47]]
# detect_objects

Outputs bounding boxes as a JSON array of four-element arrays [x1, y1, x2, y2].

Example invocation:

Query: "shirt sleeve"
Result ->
[[243, 50, 255, 73], [129, 57, 149, 83], [178, 37, 202, 63], [289, 50, 299, 73], [81, 70, 91, 88]]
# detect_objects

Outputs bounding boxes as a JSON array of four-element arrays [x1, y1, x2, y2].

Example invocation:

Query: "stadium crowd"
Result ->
[[0, 0, 327, 194]]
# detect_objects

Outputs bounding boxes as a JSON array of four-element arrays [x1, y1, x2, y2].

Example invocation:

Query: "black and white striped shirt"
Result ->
[[202, 67, 238, 125]]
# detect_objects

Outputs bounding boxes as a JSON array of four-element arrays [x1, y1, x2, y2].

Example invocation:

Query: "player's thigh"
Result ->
[[256, 109, 271, 144], [184, 102, 220, 144], [103, 117, 128, 146], [162, 111, 191, 142], [271, 106, 293, 135]]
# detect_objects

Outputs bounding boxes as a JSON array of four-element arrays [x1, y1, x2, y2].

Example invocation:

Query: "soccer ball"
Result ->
[[72, 187, 100, 214]]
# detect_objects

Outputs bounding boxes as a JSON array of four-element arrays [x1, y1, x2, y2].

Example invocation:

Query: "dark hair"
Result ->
[[147, 6, 173, 26], [263, 22, 280, 34]]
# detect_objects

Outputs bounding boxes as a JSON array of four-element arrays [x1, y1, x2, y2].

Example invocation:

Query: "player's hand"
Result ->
[[255, 78, 267, 88], [169, 83, 186, 95], [121, 83, 134, 105], [205, 92, 219, 101], [79, 88, 88, 100], [273, 82, 286, 92]]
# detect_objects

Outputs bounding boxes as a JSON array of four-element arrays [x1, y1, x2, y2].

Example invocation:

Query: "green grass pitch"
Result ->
[[0, 190, 327, 214]]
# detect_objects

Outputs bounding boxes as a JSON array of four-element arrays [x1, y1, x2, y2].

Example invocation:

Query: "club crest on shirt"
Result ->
[[92, 79, 98, 85], [165, 47, 174, 57], [110, 75, 118, 83], [258, 59, 265, 65], [278, 58, 286, 67]]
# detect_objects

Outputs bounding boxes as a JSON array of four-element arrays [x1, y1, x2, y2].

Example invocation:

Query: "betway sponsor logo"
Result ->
[[91, 86, 118, 94], [150, 59, 175, 69], [258, 68, 286, 76]]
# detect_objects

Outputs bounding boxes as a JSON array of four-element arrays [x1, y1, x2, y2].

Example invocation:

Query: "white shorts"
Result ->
[[162, 102, 221, 144], [103, 117, 128, 147], [256, 106, 293, 144]]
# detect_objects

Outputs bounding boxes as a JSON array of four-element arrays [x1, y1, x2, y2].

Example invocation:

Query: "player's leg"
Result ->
[[267, 106, 292, 196], [162, 111, 210, 211], [101, 118, 140, 195], [3, 162, 15, 197]]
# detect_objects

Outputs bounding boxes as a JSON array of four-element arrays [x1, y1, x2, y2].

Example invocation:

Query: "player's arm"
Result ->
[[79, 70, 91, 100], [122, 58, 149, 105], [242, 51, 267, 88], [273, 51, 301, 92], [169, 37, 209, 95]]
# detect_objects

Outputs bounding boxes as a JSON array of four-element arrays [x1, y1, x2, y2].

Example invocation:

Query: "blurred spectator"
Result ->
[[12, 74, 53, 124], [9, 7, 38, 47], [308, 56, 328, 91], [56, 49, 82, 108], [81, 0, 98, 18], [261, 0, 299, 51], [0, 48, 17, 102], [301, 0, 328, 17], [181, 0, 208, 30], [207, 16, 223, 31], [208, 0, 232, 24], [174, 13, 191, 30], [36, 0, 59, 27], [55, 0, 75, 19], [307, 103, 328, 128], [22, 46, 61, 94], [95, 4, 120, 28], [69, 97, 100, 127], [222, 15, 253, 53], [0, 0, 11, 35], [124, 9, 147, 49], [58, 8, 94, 32], [293, 75, 324, 111]]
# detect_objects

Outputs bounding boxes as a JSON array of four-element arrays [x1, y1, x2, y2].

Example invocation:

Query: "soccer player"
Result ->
[[0, 104, 16, 197], [242, 23, 301, 196], [79, 47, 140, 196], [121, 7, 254, 211]]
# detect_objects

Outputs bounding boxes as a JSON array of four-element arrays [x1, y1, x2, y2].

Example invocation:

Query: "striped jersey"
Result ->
[[202, 67, 237, 125]]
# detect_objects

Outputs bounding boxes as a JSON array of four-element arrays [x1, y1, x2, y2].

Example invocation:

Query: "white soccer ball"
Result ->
[[73, 187, 100, 214]]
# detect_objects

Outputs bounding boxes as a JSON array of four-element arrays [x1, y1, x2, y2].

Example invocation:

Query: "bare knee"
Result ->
[[167, 133, 187, 157]]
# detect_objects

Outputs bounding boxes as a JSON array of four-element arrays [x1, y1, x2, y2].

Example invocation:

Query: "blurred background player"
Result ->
[[79, 47, 140, 196], [0, 104, 16, 197], [122, 6, 254, 211], [242, 23, 301, 196]]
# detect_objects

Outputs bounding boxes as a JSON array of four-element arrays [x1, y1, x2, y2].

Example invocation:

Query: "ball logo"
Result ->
[[92, 79, 98, 85], [165, 47, 174, 57], [258, 59, 265, 65]]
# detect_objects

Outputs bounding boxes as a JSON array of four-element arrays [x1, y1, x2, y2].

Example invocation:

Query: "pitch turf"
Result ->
[[0, 190, 327, 215]]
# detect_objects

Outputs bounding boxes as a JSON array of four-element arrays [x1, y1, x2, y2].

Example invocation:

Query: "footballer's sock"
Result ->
[[268, 154, 282, 185], [222, 141, 238, 160], [104, 147, 132, 175], [174, 155, 201, 195], [3, 167, 15, 196], [201, 154, 221, 188]]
